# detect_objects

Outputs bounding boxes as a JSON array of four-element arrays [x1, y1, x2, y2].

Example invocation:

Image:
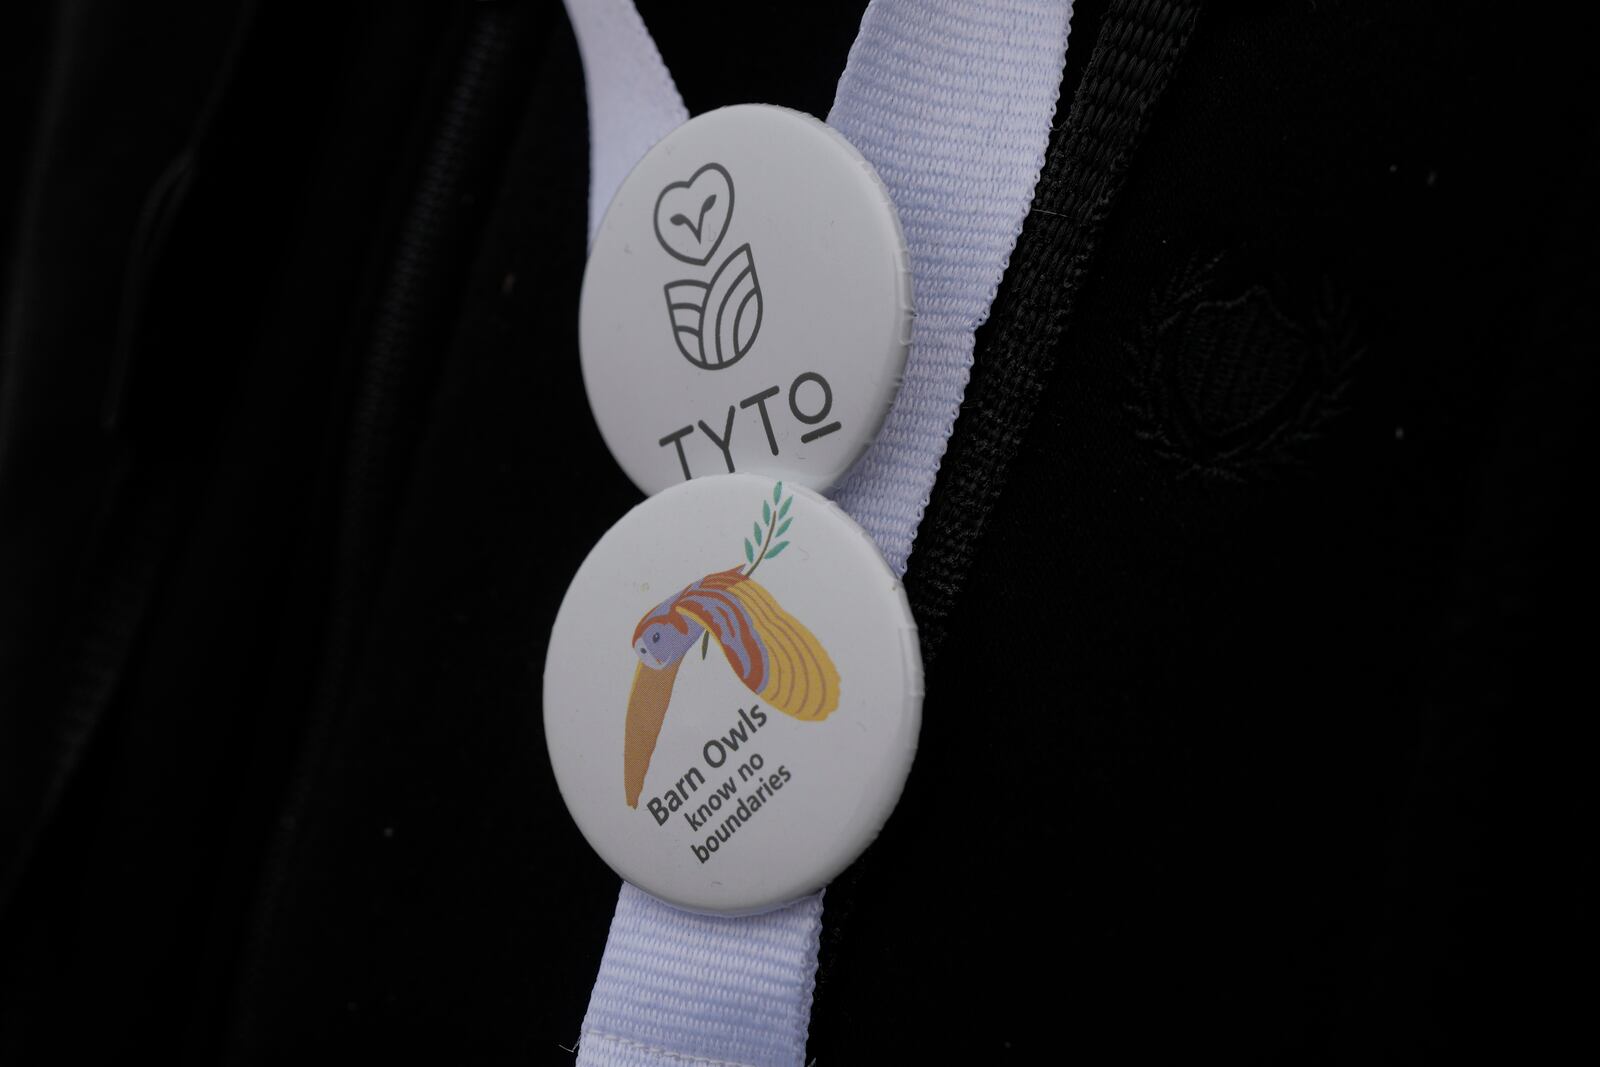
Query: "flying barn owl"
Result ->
[[623, 566, 839, 807]]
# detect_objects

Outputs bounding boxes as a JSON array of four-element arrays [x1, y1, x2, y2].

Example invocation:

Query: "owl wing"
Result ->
[[676, 573, 839, 722], [623, 657, 684, 808], [662, 279, 709, 364]]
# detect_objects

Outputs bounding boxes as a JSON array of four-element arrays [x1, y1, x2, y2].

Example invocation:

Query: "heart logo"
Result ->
[[653, 163, 734, 266]]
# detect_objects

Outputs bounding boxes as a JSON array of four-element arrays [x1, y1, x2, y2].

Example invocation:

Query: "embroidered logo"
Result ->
[[655, 163, 764, 370], [621, 482, 838, 808], [1126, 254, 1363, 479]]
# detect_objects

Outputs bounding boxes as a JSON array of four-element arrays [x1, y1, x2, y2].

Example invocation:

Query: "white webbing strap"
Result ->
[[577, 885, 824, 1067], [826, 1, 1075, 575], [563, 3, 1073, 1064], [565, 0, 688, 248]]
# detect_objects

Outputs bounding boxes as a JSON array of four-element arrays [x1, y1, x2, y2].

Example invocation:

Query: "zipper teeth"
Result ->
[[334, 6, 518, 635], [365, 14, 513, 375]]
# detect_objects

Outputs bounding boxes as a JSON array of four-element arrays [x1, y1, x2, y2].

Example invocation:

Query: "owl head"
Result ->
[[632, 598, 699, 669]]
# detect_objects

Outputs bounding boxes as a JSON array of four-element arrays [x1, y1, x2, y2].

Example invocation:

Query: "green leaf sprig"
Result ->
[[709, 482, 794, 659], [744, 481, 792, 577]]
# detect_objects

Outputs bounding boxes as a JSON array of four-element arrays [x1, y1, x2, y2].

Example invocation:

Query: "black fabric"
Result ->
[[1, 0, 1591, 1063]]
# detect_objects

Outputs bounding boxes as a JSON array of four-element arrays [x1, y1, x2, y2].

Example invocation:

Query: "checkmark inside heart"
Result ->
[[654, 163, 734, 266]]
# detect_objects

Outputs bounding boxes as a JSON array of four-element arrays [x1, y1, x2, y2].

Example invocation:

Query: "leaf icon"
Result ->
[[766, 541, 789, 559], [670, 193, 719, 244], [775, 518, 791, 538], [744, 538, 754, 563], [778, 496, 791, 519], [773, 481, 783, 505], [762, 500, 771, 525]]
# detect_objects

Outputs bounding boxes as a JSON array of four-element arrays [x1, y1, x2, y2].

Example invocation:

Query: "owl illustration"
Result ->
[[624, 566, 838, 807]]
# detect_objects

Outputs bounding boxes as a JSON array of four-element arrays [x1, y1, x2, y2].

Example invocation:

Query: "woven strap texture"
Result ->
[[563, 3, 1078, 1065], [907, 0, 1204, 662]]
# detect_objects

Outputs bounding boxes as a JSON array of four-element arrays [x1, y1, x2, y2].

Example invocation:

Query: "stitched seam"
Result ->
[[580, 1027, 766, 1067]]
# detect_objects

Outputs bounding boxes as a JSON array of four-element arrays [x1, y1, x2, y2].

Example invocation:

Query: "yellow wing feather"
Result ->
[[727, 579, 840, 721]]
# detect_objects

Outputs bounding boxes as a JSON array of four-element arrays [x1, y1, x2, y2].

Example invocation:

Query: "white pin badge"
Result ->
[[544, 474, 922, 915], [579, 104, 913, 495]]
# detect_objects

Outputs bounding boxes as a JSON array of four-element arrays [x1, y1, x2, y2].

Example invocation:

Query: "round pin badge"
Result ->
[[579, 104, 913, 495], [544, 474, 921, 915]]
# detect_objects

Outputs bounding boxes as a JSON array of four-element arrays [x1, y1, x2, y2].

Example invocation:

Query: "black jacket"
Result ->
[[1, 1, 1589, 1061]]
